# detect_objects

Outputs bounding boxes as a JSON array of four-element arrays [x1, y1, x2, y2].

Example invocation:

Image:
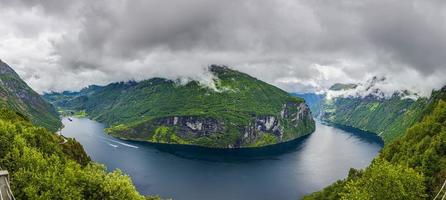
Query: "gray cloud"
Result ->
[[0, 0, 445, 96], [358, 0, 446, 74]]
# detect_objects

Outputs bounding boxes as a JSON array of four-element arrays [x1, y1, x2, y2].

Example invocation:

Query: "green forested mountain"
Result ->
[[0, 60, 61, 131], [322, 93, 428, 142], [297, 81, 429, 142], [44, 65, 315, 148], [303, 86, 446, 200], [0, 107, 159, 200]]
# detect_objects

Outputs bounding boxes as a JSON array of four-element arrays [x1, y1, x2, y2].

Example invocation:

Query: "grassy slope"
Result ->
[[303, 87, 446, 199], [45, 66, 314, 147], [0, 61, 61, 131]]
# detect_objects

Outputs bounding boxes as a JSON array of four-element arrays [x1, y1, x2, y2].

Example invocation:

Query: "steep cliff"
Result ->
[[291, 93, 324, 118], [45, 65, 315, 148], [0, 59, 61, 131]]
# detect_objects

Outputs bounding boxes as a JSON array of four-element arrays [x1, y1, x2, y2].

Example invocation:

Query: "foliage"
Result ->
[[0, 107, 157, 200], [340, 159, 425, 200], [150, 126, 190, 144], [380, 99, 446, 197], [303, 161, 425, 200], [302, 180, 346, 200], [73, 110, 88, 118], [302, 168, 363, 200], [249, 133, 278, 147], [105, 124, 130, 133], [303, 159, 426, 200], [61, 138, 91, 166]]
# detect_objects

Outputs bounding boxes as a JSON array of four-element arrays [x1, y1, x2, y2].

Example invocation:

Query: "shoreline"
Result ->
[[64, 116, 316, 156]]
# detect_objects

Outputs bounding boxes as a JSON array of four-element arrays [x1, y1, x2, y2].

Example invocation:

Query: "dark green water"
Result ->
[[61, 117, 383, 200]]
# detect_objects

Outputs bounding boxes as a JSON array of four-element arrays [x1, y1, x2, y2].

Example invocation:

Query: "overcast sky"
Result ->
[[0, 0, 445, 96]]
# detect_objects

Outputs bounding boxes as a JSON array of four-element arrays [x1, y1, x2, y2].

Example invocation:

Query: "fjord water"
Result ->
[[61, 117, 383, 200]]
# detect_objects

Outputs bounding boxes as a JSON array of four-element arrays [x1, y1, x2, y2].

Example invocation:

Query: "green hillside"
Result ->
[[303, 86, 446, 200], [295, 82, 428, 143], [322, 94, 428, 142], [292, 82, 428, 143], [0, 60, 61, 131], [45, 65, 315, 148]]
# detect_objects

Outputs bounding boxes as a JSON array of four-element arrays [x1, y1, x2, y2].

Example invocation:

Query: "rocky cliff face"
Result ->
[[109, 100, 314, 148], [241, 101, 314, 146], [156, 116, 225, 137]]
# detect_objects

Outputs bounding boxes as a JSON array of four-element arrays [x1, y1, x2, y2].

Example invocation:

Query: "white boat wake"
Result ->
[[100, 136, 139, 149], [107, 143, 118, 148]]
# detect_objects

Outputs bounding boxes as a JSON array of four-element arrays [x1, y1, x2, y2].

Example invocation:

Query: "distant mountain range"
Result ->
[[45, 65, 315, 148]]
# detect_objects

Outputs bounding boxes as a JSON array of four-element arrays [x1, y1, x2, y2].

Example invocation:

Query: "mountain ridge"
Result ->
[[45, 65, 315, 148], [0, 60, 61, 131]]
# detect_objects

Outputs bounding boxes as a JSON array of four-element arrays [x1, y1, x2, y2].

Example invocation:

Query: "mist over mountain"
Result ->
[[325, 76, 422, 100]]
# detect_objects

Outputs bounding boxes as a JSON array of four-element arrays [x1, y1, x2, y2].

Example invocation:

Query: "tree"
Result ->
[[0, 107, 157, 199], [341, 159, 426, 200]]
